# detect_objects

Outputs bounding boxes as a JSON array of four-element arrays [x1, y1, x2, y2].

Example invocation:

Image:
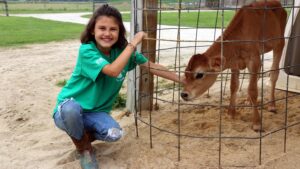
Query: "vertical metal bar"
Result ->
[[154, 0, 163, 111], [133, 0, 139, 138], [176, 0, 182, 161], [284, 72, 289, 153], [4, 0, 9, 16], [259, 1, 269, 165], [194, 0, 203, 55], [93, 0, 95, 11], [284, 0, 295, 153], [218, 0, 225, 167], [208, 0, 221, 98]]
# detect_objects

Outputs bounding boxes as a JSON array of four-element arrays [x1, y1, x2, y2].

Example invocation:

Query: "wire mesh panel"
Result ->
[[0, 0, 8, 16], [131, 0, 300, 168], [93, 0, 107, 11]]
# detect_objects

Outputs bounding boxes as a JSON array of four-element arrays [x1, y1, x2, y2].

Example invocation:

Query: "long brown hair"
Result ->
[[80, 4, 127, 49]]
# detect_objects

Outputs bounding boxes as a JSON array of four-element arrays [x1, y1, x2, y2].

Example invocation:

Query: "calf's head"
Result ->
[[181, 54, 222, 101]]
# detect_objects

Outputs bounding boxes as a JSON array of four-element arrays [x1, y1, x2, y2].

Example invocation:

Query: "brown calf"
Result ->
[[181, 1, 287, 131]]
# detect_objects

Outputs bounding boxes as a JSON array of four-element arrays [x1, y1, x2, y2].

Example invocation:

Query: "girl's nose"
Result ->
[[104, 30, 111, 36]]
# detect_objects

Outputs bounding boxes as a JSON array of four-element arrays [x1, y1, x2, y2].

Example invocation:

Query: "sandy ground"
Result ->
[[0, 40, 300, 169]]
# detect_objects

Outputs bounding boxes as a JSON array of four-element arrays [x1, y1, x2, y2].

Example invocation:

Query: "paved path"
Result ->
[[11, 12, 91, 24]]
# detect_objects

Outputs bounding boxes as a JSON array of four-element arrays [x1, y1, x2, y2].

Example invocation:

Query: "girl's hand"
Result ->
[[131, 32, 148, 47]]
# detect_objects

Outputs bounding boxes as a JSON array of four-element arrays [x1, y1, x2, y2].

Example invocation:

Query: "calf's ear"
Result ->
[[209, 57, 224, 72]]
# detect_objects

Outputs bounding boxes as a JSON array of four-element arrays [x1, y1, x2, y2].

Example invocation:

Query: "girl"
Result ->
[[53, 4, 182, 169]]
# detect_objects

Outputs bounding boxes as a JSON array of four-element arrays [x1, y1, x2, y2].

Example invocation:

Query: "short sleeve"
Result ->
[[128, 51, 148, 71], [79, 43, 109, 82]]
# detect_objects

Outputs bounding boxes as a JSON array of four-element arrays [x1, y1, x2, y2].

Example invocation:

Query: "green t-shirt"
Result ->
[[53, 41, 148, 116]]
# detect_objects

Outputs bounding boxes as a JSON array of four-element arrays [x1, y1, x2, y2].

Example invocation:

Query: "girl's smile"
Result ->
[[93, 16, 120, 55]]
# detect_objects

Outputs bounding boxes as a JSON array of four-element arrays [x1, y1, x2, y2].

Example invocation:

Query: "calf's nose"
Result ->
[[181, 92, 188, 99]]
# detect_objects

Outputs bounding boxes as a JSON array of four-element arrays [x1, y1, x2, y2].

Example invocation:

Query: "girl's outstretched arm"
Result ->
[[140, 61, 185, 84], [102, 32, 147, 77]]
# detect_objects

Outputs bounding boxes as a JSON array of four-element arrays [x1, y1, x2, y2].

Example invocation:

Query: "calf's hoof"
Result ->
[[252, 124, 264, 132], [267, 104, 277, 113], [227, 107, 237, 119]]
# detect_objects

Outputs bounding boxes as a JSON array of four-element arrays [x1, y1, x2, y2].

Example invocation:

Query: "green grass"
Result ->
[[113, 93, 126, 109], [6, 1, 131, 14], [7, 2, 92, 14], [84, 11, 235, 28], [156, 11, 235, 28], [56, 79, 67, 87], [0, 16, 84, 47]]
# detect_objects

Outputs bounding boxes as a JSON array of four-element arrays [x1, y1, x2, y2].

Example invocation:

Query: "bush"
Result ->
[[113, 93, 126, 109]]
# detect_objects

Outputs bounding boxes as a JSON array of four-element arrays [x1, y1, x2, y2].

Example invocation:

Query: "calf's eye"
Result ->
[[195, 73, 204, 79]]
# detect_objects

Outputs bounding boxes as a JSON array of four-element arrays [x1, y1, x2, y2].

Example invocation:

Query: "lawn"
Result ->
[[128, 11, 235, 28], [84, 10, 235, 28], [6, 1, 131, 14], [0, 16, 84, 47], [1, 7, 290, 47], [6, 2, 92, 14]]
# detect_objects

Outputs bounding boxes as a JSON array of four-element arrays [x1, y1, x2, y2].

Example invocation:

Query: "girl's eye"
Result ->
[[110, 28, 118, 31], [195, 73, 204, 79], [98, 27, 106, 30]]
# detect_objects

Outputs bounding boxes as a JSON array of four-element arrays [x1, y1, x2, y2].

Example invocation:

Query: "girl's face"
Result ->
[[93, 16, 119, 54]]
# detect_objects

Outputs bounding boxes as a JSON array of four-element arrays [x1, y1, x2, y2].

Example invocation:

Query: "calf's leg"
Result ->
[[228, 69, 240, 118], [268, 44, 284, 112], [247, 58, 262, 131]]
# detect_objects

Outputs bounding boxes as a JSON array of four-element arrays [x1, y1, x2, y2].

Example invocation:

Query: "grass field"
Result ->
[[0, 10, 234, 48], [138, 11, 235, 28], [5, 2, 91, 14], [84, 10, 235, 28], [0, 16, 84, 47], [5, 1, 131, 14], [1, 1, 290, 47]]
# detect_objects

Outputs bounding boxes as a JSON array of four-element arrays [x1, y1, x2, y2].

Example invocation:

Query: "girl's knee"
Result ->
[[105, 128, 123, 142], [61, 101, 82, 120]]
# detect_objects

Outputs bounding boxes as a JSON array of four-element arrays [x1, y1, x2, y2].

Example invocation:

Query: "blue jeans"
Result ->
[[53, 98, 123, 142]]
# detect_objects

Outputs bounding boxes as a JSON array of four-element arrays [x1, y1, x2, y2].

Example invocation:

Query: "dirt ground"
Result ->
[[0, 40, 300, 169]]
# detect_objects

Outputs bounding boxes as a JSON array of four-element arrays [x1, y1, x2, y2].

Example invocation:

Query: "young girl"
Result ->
[[53, 4, 182, 169]]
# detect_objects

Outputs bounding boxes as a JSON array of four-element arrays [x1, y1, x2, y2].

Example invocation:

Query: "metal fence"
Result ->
[[131, 0, 300, 168]]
